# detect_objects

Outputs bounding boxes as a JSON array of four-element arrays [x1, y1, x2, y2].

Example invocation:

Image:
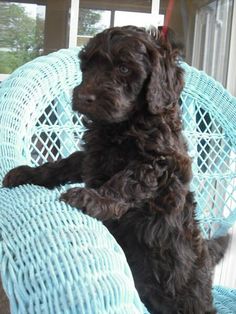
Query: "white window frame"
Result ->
[[68, 0, 80, 47], [68, 0, 160, 48], [151, 0, 160, 26], [213, 1, 236, 289], [226, 0, 236, 96]]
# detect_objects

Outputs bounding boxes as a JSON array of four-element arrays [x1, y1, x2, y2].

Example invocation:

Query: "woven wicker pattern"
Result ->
[[0, 48, 236, 313], [0, 185, 148, 314], [213, 286, 236, 314], [0, 48, 84, 178], [181, 62, 236, 238]]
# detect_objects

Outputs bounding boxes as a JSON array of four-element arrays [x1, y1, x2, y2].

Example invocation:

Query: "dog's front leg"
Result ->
[[60, 160, 169, 220], [3, 151, 85, 189]]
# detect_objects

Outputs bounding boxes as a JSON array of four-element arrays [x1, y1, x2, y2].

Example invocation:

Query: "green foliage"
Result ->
[[78, 9, 103, 36], [0, 3, 44, 74], [0, 4, 103, 74], [0, 51, 39, 74]]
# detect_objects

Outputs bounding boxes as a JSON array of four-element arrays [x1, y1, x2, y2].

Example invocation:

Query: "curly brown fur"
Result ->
[[3, 26, 229, 313]]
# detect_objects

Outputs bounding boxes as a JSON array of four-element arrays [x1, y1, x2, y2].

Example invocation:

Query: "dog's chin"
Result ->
[[73, 105, 130, 124]]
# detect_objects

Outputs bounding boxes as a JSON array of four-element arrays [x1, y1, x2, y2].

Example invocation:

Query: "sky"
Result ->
[[114, 11, 164, 28], [21, 3, 164, 29], [21, 3, 45, 18], [93, 10, 164, 29]]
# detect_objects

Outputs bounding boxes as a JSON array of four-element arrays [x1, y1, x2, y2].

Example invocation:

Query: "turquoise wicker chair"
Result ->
[[0, 48, 235, 313]]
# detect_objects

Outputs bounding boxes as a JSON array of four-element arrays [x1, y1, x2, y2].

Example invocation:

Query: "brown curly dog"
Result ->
[[3, 26, 229, 314]]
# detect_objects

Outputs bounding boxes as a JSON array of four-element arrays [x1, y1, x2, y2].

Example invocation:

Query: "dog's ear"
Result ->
[[146, 35, 184, 114]]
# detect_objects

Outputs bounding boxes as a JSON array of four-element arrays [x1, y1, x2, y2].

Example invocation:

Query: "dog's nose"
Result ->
[[77, 93, 96, 104]]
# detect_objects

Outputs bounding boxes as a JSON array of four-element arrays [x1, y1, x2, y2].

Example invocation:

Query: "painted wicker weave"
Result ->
[[0, 48, 235, 313], [181, 62, 236, 238], [0, 185, 148, 314]]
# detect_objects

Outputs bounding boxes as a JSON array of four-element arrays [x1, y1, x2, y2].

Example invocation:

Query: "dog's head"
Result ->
[[73, 26, 184, 123]]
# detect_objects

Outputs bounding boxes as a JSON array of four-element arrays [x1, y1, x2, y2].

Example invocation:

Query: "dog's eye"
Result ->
[[118, 65, 129, 75]]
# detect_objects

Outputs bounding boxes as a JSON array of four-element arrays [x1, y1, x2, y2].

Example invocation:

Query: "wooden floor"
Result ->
[[0, 281, 10, 314]]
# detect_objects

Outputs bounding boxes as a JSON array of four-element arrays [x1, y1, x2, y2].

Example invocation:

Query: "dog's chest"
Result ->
[[83, 133, 139, 187]]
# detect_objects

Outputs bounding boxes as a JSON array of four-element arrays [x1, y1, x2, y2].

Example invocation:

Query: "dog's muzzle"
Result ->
[[72, 91, 96, 113]]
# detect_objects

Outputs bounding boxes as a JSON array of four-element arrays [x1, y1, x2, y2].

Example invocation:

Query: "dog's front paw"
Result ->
[[60, 188, 130, 220], [60, 187, 87, 209], [3, 165, 33, 188], [60, 187, 103, 216]]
